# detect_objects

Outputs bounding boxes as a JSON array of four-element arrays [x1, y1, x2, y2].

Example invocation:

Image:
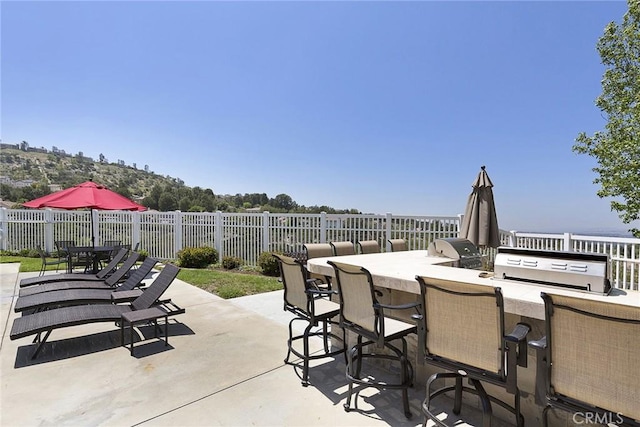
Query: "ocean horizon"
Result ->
[[512, 228, 637, 238]]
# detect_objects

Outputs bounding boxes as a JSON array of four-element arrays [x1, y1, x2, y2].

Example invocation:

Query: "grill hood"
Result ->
[[493, 247, 611, 295]]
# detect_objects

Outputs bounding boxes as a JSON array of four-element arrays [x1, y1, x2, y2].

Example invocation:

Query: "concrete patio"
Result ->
[[1, 263, 509, 426]]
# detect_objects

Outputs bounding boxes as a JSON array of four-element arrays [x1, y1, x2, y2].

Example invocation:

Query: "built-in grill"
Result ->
[[427, 238, 484, 270], [493, 247, 611, 295]]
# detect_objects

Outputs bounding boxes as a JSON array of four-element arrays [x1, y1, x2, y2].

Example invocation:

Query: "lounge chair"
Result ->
[[19, 248, 131, 288], [18, 251, 140, 297], [14, 258, 158, 312], [10, 263, 184, 360]]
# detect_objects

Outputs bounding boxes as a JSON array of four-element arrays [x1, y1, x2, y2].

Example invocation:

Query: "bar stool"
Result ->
[[328, 260, 418, 419]]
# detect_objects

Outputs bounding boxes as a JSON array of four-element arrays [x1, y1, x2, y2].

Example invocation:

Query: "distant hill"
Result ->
[[0, 145, 357, 214], [0, 146, 181, 201]]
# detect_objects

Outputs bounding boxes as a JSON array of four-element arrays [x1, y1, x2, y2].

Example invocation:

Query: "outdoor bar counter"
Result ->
[[307, 250, 640, 426]]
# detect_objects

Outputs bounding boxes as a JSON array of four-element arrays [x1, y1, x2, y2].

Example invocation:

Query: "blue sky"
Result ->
[[2, 1, 637, 235]]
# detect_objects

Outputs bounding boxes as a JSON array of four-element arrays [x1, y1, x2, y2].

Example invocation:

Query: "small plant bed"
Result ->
[[177, 266, 282, 299]]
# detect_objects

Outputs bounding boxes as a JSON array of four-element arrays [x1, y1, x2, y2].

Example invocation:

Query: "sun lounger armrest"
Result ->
[[111, 289, 143, 303]]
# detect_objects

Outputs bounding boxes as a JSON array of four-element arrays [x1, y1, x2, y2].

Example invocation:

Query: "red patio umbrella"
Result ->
[[23, 180, 147, 247]]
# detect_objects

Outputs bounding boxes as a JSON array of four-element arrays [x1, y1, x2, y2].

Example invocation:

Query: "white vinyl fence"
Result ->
[[1, 208, 638, 290]]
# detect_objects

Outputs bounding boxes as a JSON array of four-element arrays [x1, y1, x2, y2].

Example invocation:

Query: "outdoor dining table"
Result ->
[[66, 245, 117, 274], [306, 250, 640, 321]]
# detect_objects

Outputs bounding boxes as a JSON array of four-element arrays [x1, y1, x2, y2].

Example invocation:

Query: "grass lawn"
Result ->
[[0, 255, 282, 299]]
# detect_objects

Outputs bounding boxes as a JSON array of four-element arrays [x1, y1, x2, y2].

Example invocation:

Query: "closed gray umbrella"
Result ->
[[460, 166, 500, 248]]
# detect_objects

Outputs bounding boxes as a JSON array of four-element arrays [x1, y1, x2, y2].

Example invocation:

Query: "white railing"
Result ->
[[1, 208, 638, 290]]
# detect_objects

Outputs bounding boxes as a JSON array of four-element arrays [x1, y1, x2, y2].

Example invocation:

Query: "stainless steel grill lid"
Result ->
[[427, 238, 483, 270], [493, 247, 611, 295]]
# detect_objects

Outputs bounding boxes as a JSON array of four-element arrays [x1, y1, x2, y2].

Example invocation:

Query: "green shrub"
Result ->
[[221, 256, 244, 270], [258, 251, 280, 277], [138, 249, 149, 262], [177, 246, 219, 268]]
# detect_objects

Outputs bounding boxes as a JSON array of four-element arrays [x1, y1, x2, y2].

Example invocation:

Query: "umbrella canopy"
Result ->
[[23, 181, 147, 247], [460, 166, 500, 248], [23, 181, 146, 211]]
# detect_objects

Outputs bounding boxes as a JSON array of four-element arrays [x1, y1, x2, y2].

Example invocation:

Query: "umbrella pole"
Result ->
[[90, 209, 96, 250]]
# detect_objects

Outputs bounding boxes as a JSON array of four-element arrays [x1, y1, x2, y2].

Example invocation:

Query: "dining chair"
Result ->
[[328, 260, 418, 419], [415, 275, 530, 427], [357, 240, 380, 254], [99, 240, 123, 266], [388, 238, 408, 252], [54, 240, 77, 273], [273, 254, 345, 387], [330, 241, 356, 256], [36, 245, 67, 276], [529, 292, 640, 427], [303, 243, 334, 288]]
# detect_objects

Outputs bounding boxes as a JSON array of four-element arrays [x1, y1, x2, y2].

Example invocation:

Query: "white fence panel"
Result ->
[[1, 208, 638, 290]]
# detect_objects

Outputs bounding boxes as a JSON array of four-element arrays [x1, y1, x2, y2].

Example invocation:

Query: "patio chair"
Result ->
[[330, 241, 356, 256], [388, 238, 408, 252], [303, 243, 334, 288], [357, 240, 380, 254], [20, 248, 131, 288], [10, 263, 184, 360], [53, 240, 76, 262], [36, 246, 67, 276], [14, 257, 158, 312], [328, 260, 418, 419], [414, 276, 530, 427], [273, 254, 345, 387], [528, 292, 640, 427], [303, 243, 333, 260], [97, 240, 123, 266]]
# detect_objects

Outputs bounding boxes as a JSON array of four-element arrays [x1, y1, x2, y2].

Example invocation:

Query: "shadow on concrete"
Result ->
[[287, 355, 425, 427], [13, 321, 194, 368]]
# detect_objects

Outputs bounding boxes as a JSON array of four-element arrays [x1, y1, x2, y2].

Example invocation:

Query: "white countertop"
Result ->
[[307, 250, 640, 320]]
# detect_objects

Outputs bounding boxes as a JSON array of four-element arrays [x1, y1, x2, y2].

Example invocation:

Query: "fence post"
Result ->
[[175, 211, 183, 258], [385, 212, 393, 251], [457, 214, 464, 237], [508, 230, 517, 247], [262, 211, 270, 252], [132, 211, 141, 250], [0, 207, 6, 251], [320, 212, 327, 243], [45, 209, 54, 253], [564, 233, 572, 251], [215, 211, 223, 259]]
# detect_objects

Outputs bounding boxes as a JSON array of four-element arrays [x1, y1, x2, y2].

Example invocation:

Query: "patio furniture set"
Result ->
[[10, 247, 186, 359], [277, 243, 640, 426]]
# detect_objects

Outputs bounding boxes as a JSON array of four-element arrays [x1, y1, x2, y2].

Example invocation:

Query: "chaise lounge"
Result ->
[[19, 248, 134, 288], [10, 263, 185, 359], [14, 258, 158, 312]]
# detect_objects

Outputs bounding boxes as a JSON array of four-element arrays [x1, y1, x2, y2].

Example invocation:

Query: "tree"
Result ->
[[574, 0, 640, 237]]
